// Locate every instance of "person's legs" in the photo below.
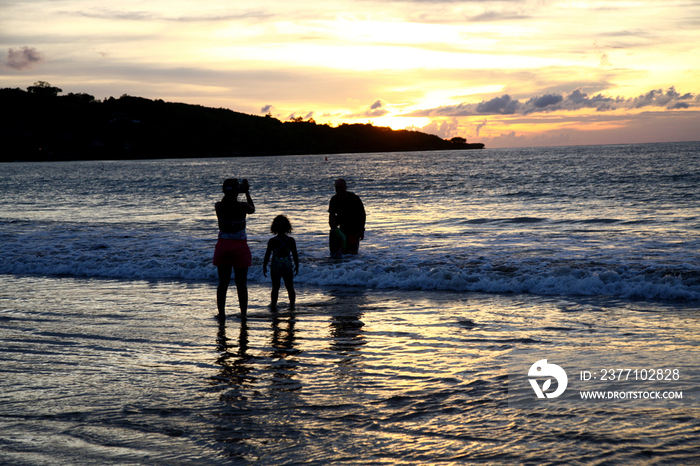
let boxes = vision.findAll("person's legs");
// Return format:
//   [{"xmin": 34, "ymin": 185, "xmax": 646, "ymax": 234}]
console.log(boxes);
[
  {"xmin": 270, "ymin": 271, "xmax": 282, "ymax": 310},
  {"xmin": 233, "ymin": 267, "xmax": 248, "ymax": 317},
  {"xmin": 343, "ymin": 232, "xmax": 360, "ymax": 254},
  {"xmin": 282, "ymin": 272, "xmax": 296, "ymax": 309},
  {"xmin": 217, "ymin": 265, "xmax": 232, "ymax": 319}
]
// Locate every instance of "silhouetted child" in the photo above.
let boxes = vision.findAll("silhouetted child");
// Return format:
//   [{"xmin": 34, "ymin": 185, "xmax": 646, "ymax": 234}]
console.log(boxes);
[
  {"xmin": 263, "ymin": 215, "xmax": 299, "ymax": 310},
  {"xmin": 329, "ymin": 216, "xmax": 346, "ymax": 259}
]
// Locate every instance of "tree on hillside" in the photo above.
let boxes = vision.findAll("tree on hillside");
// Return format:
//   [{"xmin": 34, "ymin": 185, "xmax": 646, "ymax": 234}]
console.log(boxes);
[
  {"xmin": 64, "ymin": 92, "xmax": 96, "ymax": 104},
  {"xmin": 27, "ymin": 81, "xmax": 62, "ymax": 98}
]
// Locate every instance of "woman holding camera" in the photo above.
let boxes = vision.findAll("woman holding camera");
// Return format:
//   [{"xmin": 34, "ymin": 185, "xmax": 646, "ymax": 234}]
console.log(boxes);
[{"xmin": 213, "ymin": 178, "xmax": 255, "ymax": 320}]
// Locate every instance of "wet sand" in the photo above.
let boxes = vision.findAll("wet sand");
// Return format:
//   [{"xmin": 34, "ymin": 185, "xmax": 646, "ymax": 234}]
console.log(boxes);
[{"xmin": 2, "ymin": 274, "xmax": 700, "ymax": 465}]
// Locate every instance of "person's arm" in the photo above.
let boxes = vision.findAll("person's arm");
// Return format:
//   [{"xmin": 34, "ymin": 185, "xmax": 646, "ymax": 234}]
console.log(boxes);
[
  {"xmin": 290, "ymin": 238, "xmax": 299, "ymax": 275},
  {"xmin": 357, "ymin": 196, "xmax": 366, "ymax": 240},
  {"xmin": 238, "ymin": 180, "xmax": 255, "ymax": 214},
  {"xmin": 262, "ymin": 240, "xmax": 271, "ymax": 277},
  {"xmin": 328, "ymin": 197, "xmax": 337, "ymax": 224},
  {"xmin": 242, "ymin": 191, "xmax": 255, "ymax": 214}
]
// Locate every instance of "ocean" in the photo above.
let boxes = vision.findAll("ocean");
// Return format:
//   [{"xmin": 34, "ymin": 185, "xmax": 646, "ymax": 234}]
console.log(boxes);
[{"xmin": 1, "ymin": 142, "xmax": 699, "ymax": 464}]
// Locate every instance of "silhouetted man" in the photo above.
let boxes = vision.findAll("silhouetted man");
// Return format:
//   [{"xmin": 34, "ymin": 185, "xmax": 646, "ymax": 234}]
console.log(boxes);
[{"xmin": 328, "ymin": 178, "xmax": 366, "ymax": 254}]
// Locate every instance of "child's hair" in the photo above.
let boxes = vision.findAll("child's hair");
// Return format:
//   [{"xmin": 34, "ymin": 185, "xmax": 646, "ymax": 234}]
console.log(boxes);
[{"xmin": 271, "ymin": 215, "xmax": 293, "ymax": 235}]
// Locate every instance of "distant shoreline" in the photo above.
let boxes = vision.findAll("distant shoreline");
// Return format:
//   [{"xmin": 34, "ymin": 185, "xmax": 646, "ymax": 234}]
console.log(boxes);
[{"xmin": 1, "ymin": 87, "xmax": 484, "ymax": 162}]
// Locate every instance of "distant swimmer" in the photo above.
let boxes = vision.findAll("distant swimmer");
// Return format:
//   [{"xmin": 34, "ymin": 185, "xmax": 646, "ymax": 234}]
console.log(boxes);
[
  {"xmin": 328, "ymin": 178, "xmax": 366, "ymax": 255},
  {"xmin": 263, "ymin": 215, "xmax": 299, "ymax": 310},
  {"xmin": 213, "ymin": 178, "xmax": 255, "ymax": 321}
]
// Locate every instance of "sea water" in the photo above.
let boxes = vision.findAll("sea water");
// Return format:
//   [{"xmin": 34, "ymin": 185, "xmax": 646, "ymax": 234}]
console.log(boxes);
[
  {"xmin": 1, "ymin": 142, "xmax": 700, "ymax": 464},
  {"xmin": 1, "ymin": 143, "xmax": 699, "ymax": 299}
]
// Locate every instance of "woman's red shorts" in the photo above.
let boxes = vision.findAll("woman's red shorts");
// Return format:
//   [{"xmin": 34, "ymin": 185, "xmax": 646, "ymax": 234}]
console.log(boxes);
[{"xmin": 213, "ymin": 239, "xmax": 252, "ymax": 268}]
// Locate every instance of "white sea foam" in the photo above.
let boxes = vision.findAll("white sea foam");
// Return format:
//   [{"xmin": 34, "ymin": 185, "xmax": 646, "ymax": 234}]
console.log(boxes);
[{"xmin": 1, "ymin": 219, "xmax": 698, "ymax": 301}]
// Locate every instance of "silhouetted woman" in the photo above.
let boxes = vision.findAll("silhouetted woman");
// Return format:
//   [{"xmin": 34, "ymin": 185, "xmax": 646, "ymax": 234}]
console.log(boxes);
[{"xmin": 213, "ymin": 178, "xmax": 255, "ymax": 320}]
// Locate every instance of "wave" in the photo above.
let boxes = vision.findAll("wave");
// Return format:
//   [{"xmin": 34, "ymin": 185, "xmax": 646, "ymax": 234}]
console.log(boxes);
[
  {"xmin": 463, "ymin": 217, "xmax": 637, "ymax": 226},
  {"xmin": 577, "ymin": 218, "xmax": 620, "ymax": 224},
  {"xmin": 2, "ymin": 227, "xmax": 699, "ymax": 302},
  {"xmin": 297, "ymin": 258, "xmax": 700, "ymax": 301},
  {"xmin": 461, "ymin": 217, "xmax": 547, "ymax": 225}
]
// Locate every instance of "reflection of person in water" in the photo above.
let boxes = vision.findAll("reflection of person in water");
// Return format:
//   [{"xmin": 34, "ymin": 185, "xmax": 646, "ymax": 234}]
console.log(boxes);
[
  {"xmin": 269, "ymin": 312, "xmax": 302, "ymax": 392},
  {"xmin": 328, "ymin": 288, "xmax": 367, "ymax": 372},
  {"xmin": 263, "ymin": 215, "xmax": 299, "ymax": 311},
  {"xmin": 213, "ymin": 309, "xmax": 300, "ymax": 406},
  {"xmin": 213, "ymin": 178, "xmax": 255, "ymax": 321},
  {"xmin": 213, "ymin": 320, "xmax": 253, "ymax": 393},
  {"xmin": 328, "ymin": 178, "xmax": 366, "ymax": 255}
]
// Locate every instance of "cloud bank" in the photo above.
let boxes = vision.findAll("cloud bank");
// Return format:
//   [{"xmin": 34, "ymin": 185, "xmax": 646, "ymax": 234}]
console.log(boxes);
[{"xmin": 408, "ymin": 87, "xmax": 699, "ymax": 117}]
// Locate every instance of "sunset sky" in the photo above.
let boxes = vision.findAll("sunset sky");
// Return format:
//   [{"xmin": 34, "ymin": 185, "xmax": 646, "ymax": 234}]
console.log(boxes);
[{"xmin": 1, "ymin": 0, "xmax": 699, "ymax": 148}]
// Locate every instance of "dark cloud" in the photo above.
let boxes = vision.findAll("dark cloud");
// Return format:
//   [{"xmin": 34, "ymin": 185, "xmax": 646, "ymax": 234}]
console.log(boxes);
[
  {"xmin": 631, "ymin": 87, "xmax": 684, "ymax": 109},
  {"xmin": 529, "ymin": 93, "xmax": 563, "ymax": 108},
  {"xmin": 562, "ymin": 89, "xmax": 624, "ymax": 111},
  {"xmin": 261, "ymin": 104, "xmax": 273, "ymax": 113},
  {"xmin": 6, "ymin": 46, "xmax": 43, "ymax": 70},
  {"xmin": 519, "ymin": 93, "xmax": 565, "ymax": 114},
  {"xmin": 476, "ymin": 94, "xmax": 519, "ymax": 114},
  {"xmin": 407, "ymin": 87, "xmax": 698, "ymax": 118},
  {"xmin": 669, "ymin": 102, "xmax": 690, "ymax": 110},
  {"xmin": 344, "ymin": 99, "xmax": 390, "ymax": 118},
  {"xmin": 566, "ymin": 88, "xmax": 588, "ymax": 105},
  {"xmin": 421, "ymin": 102, "xmax": 474, "ymax": 117}
]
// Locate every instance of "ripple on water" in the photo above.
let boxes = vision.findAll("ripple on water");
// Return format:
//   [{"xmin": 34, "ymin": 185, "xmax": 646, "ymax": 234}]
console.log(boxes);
[{"xmin": 2, "ymin": 276, "xmax": 700, "ymax": 464}]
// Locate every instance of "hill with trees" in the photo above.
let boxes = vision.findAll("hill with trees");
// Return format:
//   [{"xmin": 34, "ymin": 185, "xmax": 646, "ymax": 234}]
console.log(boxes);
[{"xmin": 1, "ymin": 82, "xmax": 484, "ymax": 162}]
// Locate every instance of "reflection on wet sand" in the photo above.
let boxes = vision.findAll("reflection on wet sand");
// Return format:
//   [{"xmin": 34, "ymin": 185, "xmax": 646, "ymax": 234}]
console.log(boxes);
[
  {"xmin": 328, "ymin": 288, "xmax": 367, "ymax": 370},
  {"xmin": 211, "ymin": 321, "xmax": 253, "ymax": 402},
  {"xmin": 269, "ymin": 310, "xmax": 302, "ymax": 393}
]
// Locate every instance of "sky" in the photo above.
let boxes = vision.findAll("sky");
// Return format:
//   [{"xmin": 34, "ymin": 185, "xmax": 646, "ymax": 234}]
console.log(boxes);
[{"xmin": 1, "ymin": 0, "xmax": 699, "ymax": 148}]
